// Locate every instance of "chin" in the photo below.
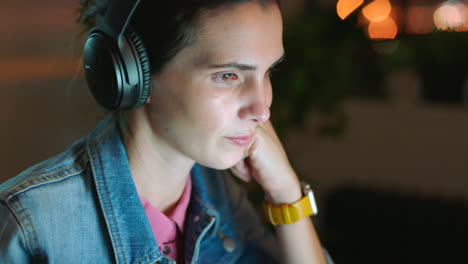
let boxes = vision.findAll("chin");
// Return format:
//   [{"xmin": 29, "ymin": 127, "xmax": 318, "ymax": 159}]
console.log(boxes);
[{"xmin": 202, "ymin": 152, "xmax": 244, "ymax": 170}]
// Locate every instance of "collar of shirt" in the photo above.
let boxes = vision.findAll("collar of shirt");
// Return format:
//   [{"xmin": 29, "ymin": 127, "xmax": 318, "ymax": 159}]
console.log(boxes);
[
  {"xmin": 85, "ymin": 117, "xmax": 246, "ymax": 263},
  {"xmin": 138, "ymin": 175, "xmax": 192, "ymax": 258}
]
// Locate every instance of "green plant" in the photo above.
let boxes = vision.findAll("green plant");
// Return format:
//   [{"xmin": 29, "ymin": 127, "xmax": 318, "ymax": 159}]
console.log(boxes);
[{"xmin": 271, "ymin": 4, "xmax": 383, "ymax": 136}]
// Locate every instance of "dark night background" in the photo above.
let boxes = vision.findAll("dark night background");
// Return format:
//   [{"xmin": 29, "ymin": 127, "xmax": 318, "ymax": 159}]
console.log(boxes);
[{"xmin": 1, "ymin": 0, "xmax": 468, "ymax": 262}]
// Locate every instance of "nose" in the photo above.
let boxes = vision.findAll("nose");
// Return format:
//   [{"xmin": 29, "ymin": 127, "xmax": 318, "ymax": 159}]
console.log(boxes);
[{"xmin": 238, "ymin": 80, "xmax": 272, "ymax": 123}]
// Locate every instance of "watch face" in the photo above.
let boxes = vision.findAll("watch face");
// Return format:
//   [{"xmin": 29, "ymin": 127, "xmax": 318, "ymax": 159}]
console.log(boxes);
[
  {"xmin": 300, "ymin": 181, "xmax": 318, "ymax": 215},
  {"xmin": 307, "ymin": 191, "xmax": 319, "ymax": 215}
]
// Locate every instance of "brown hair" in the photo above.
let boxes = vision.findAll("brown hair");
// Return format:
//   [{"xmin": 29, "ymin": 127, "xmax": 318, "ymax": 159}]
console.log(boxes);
[{"xmin": 76, "ymin": 0, "xmax": 280, "ymax": 74}]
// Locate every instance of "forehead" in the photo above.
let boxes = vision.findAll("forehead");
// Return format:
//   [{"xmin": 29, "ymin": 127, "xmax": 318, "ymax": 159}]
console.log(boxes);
[{"xmin": 181, "ymin": 2, "xmax": 284, "ymax": 66}]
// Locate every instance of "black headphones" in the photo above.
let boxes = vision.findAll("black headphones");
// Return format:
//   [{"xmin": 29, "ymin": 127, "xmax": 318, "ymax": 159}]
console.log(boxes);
[{"xmin": 83, "ymin": 0, "xmax": 151, "ymax": 110}]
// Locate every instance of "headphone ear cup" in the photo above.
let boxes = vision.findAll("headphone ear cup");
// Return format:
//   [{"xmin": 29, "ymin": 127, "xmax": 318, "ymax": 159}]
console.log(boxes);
[
  {"xmin": 84, "ymin": 31, "xmax": 126, "ymax": 110},
  {"xmin": 126, "ymin": 28, "xmax": 151, "ymax": 108},
  {"xmin": 84, "ymin": 27, "xmax": 151, "ymax": 110}
]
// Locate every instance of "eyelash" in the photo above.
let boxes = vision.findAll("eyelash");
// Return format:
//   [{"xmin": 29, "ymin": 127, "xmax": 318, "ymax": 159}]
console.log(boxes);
[
  {"xmin": 212, "ymin": 73, "xmax": 240, "ymax": 86},
  {"xmin": 211, "ymin": 67, "xmax": 280, "ymax": 86}
]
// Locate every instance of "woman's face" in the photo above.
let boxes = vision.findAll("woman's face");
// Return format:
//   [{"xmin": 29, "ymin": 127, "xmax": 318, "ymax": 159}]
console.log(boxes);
[{"xmin": 147, "ymin": 2, "xmax": 284, "ymax": 169}]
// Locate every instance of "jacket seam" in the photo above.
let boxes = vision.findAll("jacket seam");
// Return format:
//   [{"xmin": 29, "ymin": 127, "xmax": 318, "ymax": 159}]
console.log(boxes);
[
  {"xmin": 190, "ymin": 216, "xmax": 216, "ymax": 264},
  {"xmin": 88, "ymin": 144, "xmax": 128, "ymax": 264},
  {"xmin": 4, "ymin": 165, "xmax": 84, "ymax": 201},
  {"xmin": 133, "ymin": 254, "xmax": 160, "ymax": 264},
  {"xmin": 1, "ymin": 198, "xmax": 42, "ymax": 261}
]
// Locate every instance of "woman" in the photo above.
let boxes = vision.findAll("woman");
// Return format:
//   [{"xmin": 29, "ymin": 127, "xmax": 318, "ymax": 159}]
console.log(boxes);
[{"xmin": 0, "ymin": 0, "xmax": 332, "ymax": 263}]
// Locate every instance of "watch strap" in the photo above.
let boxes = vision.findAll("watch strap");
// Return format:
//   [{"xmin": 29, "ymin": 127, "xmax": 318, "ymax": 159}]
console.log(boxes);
[{"xmin": 264, "ymin": 194, "xmax": 314, "ymax": 226}]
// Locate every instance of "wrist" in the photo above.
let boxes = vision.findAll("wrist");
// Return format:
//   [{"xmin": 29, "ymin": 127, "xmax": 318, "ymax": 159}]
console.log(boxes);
[
  {"xmin": 264, "ymin": 181, "xmax": 319, "ymax": 226},
  {"xmin": 265, "ymin": 180, "xmax": 302, "ymax": 205}
]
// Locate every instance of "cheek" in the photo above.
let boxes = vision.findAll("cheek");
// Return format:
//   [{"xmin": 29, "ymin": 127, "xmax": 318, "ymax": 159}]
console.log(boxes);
[
  {"xmin": 188, "ymin": 92, "xmax": 235, "ymax": 136},
  {"xmin": 151, "ymin": 75, "xmax": 239, "ymax": 143},
  {"xmin": 149, "ymin": 87, "xmax": 183, "ymax": 122},
  {"xmin": 265, "ymin": 79, "xmax": 273, "ymax": 108}
]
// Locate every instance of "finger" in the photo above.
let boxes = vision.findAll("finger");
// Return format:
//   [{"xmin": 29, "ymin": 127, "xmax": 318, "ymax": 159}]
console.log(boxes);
[
  {"xmin": 243, "ymin": 136, "xmax": 258, "ymax": 159},
  {"xmin": 230, "ymin": 160, "xmax": 252, "ymax": 182}
]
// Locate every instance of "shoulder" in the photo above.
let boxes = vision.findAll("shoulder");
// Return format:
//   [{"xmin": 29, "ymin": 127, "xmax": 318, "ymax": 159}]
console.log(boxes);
[
  {"xmin": 0, "ymin": 136, "xmax": 89, "ymax": 203},
  {"xmin": 0, "ymin": 136, "xmax": 94, "ymax": 234},
  {"xmin": 0, "ymin": 200, "xmax": 34, "ymax": 262},
  {"xmin": 0, "ymin": 136, "xmax": 95, "ymax": 261}
]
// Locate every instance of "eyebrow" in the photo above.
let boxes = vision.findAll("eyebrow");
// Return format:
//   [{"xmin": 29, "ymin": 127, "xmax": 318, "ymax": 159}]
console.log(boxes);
[{"xmin": 208, "ymin": 53, "xmax": 285, "ymax": 71}]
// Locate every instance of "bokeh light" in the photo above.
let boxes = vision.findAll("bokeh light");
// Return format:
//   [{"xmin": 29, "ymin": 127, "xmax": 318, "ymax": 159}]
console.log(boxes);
[
  {"xmin": 362, "ymin": 0, "xmax": 392, "ymax": 23},
  {"xmin": 336, "ymin": 0, "xmax": 468, "ymax": 39},
  {"xmin": 433, "ymin": 0, "xmax": 467, "ymax": 31},
  {"xmin": 368, "ymin": 16, "xmax": 398, "ymax": 39},
  {"xmin": 458, "ymin": 4, "xmax": 468, "ymax": 31},
  {"xmin": 337, "ymin": 0, "xmax": 364, "ymax": 20}
]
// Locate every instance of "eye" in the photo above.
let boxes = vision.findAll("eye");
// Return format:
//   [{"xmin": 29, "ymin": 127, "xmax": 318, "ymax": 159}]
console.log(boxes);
[
  {"xmin": 219, "ymin": 73, "xmax": 239, "ymax": 81},
  {"xmin": 212, "ymin": 72, "xmax": 240, "ymax": 87}
]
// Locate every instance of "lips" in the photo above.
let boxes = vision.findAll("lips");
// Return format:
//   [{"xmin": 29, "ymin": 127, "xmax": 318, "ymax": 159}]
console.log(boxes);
[{"xmin": 225, "ymin": 134, "xmax": 254, "ymax": 147}]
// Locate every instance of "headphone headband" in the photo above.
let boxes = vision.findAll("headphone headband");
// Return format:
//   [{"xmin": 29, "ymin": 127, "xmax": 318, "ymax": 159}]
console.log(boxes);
[{"xmin": 101, "ymin": 0, "xmax": 142, "ymax": 41}]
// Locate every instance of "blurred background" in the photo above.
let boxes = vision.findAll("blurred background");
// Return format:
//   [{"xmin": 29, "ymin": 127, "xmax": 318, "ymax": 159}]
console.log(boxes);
[{"xmin": 1, "ymin": 0, "xmax": 468, "ymax": 263}]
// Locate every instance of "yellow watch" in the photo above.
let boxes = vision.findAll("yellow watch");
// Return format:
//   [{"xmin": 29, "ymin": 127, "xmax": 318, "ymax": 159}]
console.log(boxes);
[{"xmin": 264, "ymin": 182, "xmax": 318, "ymax": 226}]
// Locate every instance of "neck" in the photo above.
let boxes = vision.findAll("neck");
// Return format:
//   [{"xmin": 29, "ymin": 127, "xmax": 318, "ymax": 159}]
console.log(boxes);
[{"xmin": 123, "ymin": 106, "xmax": 194, "ymax": 213}]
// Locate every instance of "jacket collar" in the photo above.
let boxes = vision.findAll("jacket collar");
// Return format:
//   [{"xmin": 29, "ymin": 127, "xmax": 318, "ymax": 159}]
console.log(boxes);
[
  {"xmin": 86, "ymin": 117, "xmax": 162, "ymax": 263},
  {"xmin": 86, "ymin": 117, "xmax": 242, "ymax": 264}
]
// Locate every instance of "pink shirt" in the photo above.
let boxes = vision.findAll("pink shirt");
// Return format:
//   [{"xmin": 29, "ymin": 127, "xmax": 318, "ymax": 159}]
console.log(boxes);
[{"xmin": 139, "ymin": 176, "xmax": 192, "ymax": 262}]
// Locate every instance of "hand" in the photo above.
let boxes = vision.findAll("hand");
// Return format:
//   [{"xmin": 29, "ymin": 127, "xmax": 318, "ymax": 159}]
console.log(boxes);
[{"xmin": 230, "ymin": 121, "xmax": 302, "ymax": 204}]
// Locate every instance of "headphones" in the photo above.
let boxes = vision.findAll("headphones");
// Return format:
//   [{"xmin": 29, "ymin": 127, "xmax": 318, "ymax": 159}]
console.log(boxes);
[{"xmin": 83, "ymin": 0, "xmax": 151, "ymax": 110}]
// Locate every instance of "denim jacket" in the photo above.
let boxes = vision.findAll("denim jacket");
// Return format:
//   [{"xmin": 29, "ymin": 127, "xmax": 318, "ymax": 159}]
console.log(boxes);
[{"xmin": 0, "ymin": 118, "xmax": 333, "ymax": 263}]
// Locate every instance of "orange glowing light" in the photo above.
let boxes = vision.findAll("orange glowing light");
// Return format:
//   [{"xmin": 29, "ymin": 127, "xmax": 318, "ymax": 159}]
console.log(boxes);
[
  {"xmin": 362, "ymin": 0, "xmax": 392, "ymax": 22},
  {"xmin": 357, "ymin": 9, "xmax": 369, "ymax": 27},
  {"xmin": 368, "ymin": 17, "xmax": 398, "ymax": 40},
  {"xmin": 337, "ymin": 0, "xmax": 364, "ymax": 20}
]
